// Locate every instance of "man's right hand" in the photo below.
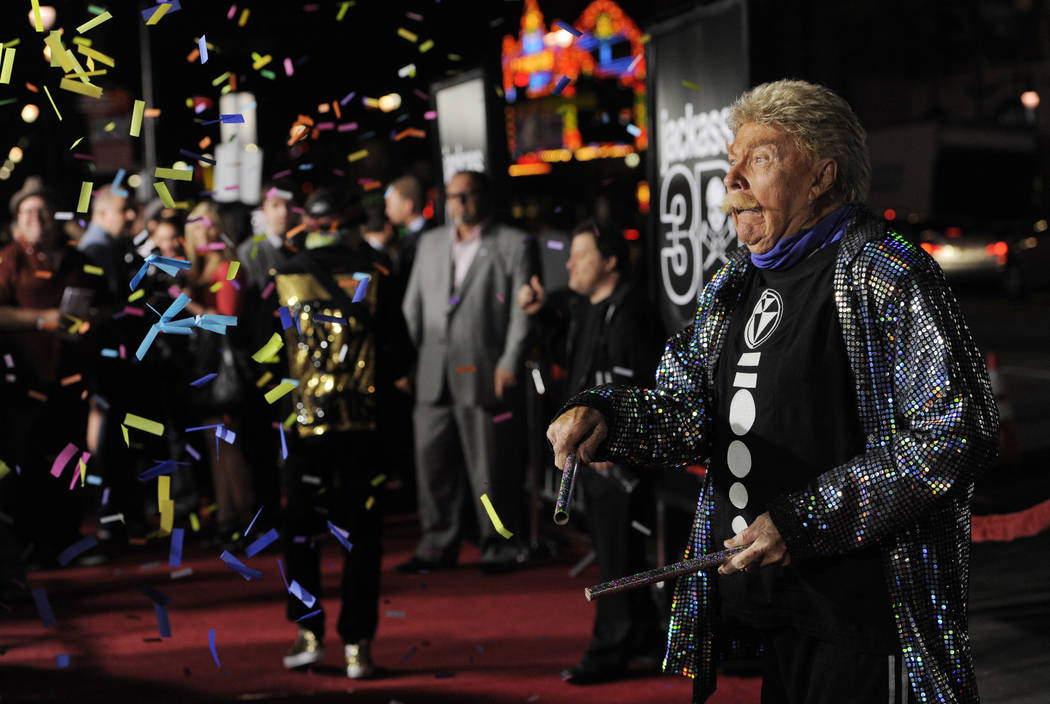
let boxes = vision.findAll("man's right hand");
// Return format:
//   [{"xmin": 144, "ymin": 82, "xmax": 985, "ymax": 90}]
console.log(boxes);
[
  {"xmin": 547, "ymin": 405, "xmax": 608, "ymax": 469},
  {"xmin": 516, "ymin": 274, "xmax": 545, "ymax": 315}
]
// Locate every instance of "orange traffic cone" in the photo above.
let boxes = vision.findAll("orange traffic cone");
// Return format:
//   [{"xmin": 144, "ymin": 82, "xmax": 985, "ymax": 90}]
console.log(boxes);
[{"xmin": 986, "ymin": 350, "xmax": 1022, "ymax": 464}]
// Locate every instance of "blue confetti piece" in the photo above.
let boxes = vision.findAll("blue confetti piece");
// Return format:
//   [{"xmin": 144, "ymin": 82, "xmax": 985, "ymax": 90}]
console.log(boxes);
[
  {"xmin": 244, "ymin": 506, "xmax": 263, "ymax": 537},
  {"xmin": 277, "ymin": 558, "xmax": 289, "ymax": 589},
  {"xmin": 169, "ymin": 528, "xmax": 184, "ymax": 567},
  {"xmin": 278, "ymin": 306, "xmax": 293, "ymax": 330},
  {"xmin": 56, "ymin": 654, "xmax": 70, "ymax": 668},
  {"xmin": 288, "ymin": 580, "xmax": 316, "ymax": 608},
  {"xmin": 220, "ymin": 551, "xmax": 262, "ymax": 580},
  {"xmin": 217, "ymin": 427, "xmax": 236, "ymax": 444},
  {"xmin": 244, "ymin": 528, "xmax": 278, "ymax": 558},
  {"xmin": 190, "ymin": 372, "xmax": 218, "ymax": 387},
  {"xmin": 32, "ymin": 588, "xmax": 55, "ymax": 628},
  {"xmin": 327, "ymin": 520, "xmax": 354, "ymax": 553},
  {"xmin": 313, "ymin": 313, "xmax": 348, "ymax": 325},
  {"xmin": 400, "ymin": 645, "xmax": 418, "ymax": 662},
  {"xmin": 134, "ymin": 325, "xmax": 160, "ymax": 361},
  {"xmin": 111, "ymin": 187, "xmax": 129, "ymax": 198},
  {"xmin": 626, "ymin": 123, "xmax": 641, "ymax": 137},
  {"xmin": 295, "ymin": 608, "xmax": 322, "ymax": 623},
  {"xmin": 198, "ymin": 35, "xmax": 208, "ymax": 64},
  {"xmin": 554, "ymin": 20, "xmax": 582, "ymax": 37},
  {"xmin": 137, "ymin": 460, "xmax": 181, "ymax": 482},
  {"xmin": 552, "ymin": 76, "xmax": 571, "ymax": 95},
  {"xmin": 221, "ymin": 113, "xmax": 245, "ymax": 123},
  {"xmin": 208, "ymin": 628, "xmax": 221, "ymax": 668},
  {"xmin": 100, "ymin": 348, "xmax": 120, "ymax": 358},
  {"xmin": 278, "ymin": 425, "xmax": 288, "ymax": 461},
  {"xmin": 141, "ymin": 584, "xmax": 170, "ymax": 606},
  {"xmin": 340, "ymin": 91, "xmax": 355, "ymax": 106},
  {"xmin": 112, "ymin": 168, "xmax": 126, "ymax": 188},
  {"xmin": 351, "ymin": 273, "xmax": 371, "ymax": 303},
  {"xmin": 155, "ymin": 603, "xmax": 172, "ymax": 638},
  {"xmin": 185, "ymin": 423, "xmax": 223, "ymax": 432},
  {"xmin": 86, "ymin": 474, "xmax": 103, "ymax": 486},
  {"xmin": 185, "ymin": 444, "xmax": 201, "ymax": 461},
  {"xmin": 178, "ymin": 148, "xmax": 216, "ymax": 165},
  {"xmin": 57, "ymin": 535, "xmax": 98, "ymax": 566}
]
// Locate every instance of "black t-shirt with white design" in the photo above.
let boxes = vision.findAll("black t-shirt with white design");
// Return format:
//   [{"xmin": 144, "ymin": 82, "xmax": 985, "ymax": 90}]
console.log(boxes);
[{"xmin": 711, "ymin": 240, "xmax": 897, "ymax": 653}]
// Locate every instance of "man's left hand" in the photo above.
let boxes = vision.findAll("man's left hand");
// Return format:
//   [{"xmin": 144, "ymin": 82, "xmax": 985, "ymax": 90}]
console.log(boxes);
[
  {"xmin": 494, "ymin": 367, "xmax": 517, "ymax": 400},
  {"xmin": 718, "ymin": 511, "xmax": 791, "ymax": 575}
]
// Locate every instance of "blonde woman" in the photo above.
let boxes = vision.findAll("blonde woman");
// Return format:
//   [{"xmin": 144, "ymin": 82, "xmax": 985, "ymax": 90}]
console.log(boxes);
[{"xmin": 183, "ymin": 200, "xmax": 254, "ymax": 547}]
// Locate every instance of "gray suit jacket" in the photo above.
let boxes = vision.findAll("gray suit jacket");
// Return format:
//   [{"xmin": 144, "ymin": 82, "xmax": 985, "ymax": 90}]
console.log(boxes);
[{"xmin": 403, "ymin": 221, "xmax": 531, "ymax": 407}]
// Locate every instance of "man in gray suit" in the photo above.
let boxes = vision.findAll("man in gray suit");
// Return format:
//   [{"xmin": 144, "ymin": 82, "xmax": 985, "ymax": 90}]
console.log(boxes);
[{"xmin": 398, "ymin": 170, "xmax": 532, "ymax": 575}]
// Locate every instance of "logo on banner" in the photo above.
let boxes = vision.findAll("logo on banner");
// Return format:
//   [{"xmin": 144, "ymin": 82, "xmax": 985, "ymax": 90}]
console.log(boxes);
[
  {"xmin": 657, "ymin": 103, "xmax": 739, "ymax": 310},
  {"xmin": 744, "ymin": 289, "xmax": 783, "ymax": 349},
  {"xmin": 441, "ymin": 144, "xmax": 486, "ymax": 185}
]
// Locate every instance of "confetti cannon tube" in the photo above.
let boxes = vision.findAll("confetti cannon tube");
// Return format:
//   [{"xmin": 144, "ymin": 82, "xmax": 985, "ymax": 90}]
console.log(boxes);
[
  {"xmin": 552, "ymin": 452, "xmax": 579, "ymax": 526},
  {"xmin": 584, "ymin": 547, "xmax": 746, "ymax": 601}
]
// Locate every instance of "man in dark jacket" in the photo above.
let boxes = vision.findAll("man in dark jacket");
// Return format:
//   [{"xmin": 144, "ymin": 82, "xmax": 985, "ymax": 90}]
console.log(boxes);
[
  {"xmin": 276, "ymin": 184, "xmax": 413, "ymax": 679},
  {"xmin": 519, "ymin": 219, "xmax": 666, "ymax": 684}
]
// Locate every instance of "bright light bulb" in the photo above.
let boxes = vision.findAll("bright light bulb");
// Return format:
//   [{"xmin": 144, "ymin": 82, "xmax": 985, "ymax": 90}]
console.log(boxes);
[
  {"xmin": 9, "ymin": 146, "xmax": 24, "ymax": 163},
  {"xmin": 127, "ymin": 173, "xmax": 142, "ymax": 189},
  {"xmin": 21, "ymin": 104, "xmax": 39, "ymax": 123},
  {"xmin": 377, "ymin": 93, "xmax": 402, "ymax": 112},
  {"xmin": 1021, "ymin": 91, "xmax": 1040, "ymax": 110}
]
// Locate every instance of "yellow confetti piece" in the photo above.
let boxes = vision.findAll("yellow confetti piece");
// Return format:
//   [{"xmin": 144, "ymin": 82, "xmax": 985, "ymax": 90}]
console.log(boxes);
[
  {"xmin": 69, "ymin": 137, "xmax": 84, "ymax": 150},
  {"xmin": 365, "ymin": 496, "xmax": 375, "ymax": 510},
  {"xmin": 78, "ymin": 458, "xmax": 87, "ymax": 487},
  {"xmin": 251, "ymin": 54, "xmax": 271, "ymax": 71},
  {"xmin": 0, "ymin": 460, "xmax": 11, "ymax": 481},
  {"xmin": 72, "ymin": 36, "xmax": 92, "ymax": 47},
  {"xmin": 211, "ymin": 71, "xmax": 230, "ymax": 86},
  {"xmin": 208, "ymin": 281, "xmax": 224, "ymax": 293},
  {"xmin": 370, "ymin": 474, "xmax": 386, "ymax": 487},
  {"xmin": 255, "ymin": 371, "xmax": 274, "ymax": 388},
  {"xmin": 419, "ymin": 39, "xmax": 434, "ymax": 53},
  {"xmin": 283, "ymin": 412, "xmax": 297, "ymax": 430},
  {"xmin": 397, "ymin": 27, "xmax": 418, "ymax": 42},
  {"xmin": 681, "ymin": 80, "xmax": 700, "ymax": 90},
  {"xmin": 480, "ymin": 493, "xmax": 513, "ymax": 539},
  {"xmin": 347, "ymin": 149, "xmax": 368, "ymax": 162},
  {"xmin": 124, "ymin": 413, "xmax": 164, "ymax": 436},
  {"xmin": 189, "ymin": 513, "xmax": 200, "ymax": 532},
  {"xmin": 128, "ymin": 289, "xmax": 145, "ymax": 302},
  {"xmin": 31, "ymin": 0, "xmax": 44, "ymax": 32},
  {"xmin": 155, "ymin": 166, "xmax": 193, "ymax": 181},
  {"xmin": 76, "ymin": 181, "xmax": 93, "ymax": 213},
  {"xmin": 154, "ymin": 181, "xmax": 175, "ymax": 208},
  {"xmin": 77, "ymin": 11, "xmax": 112, "ymax": 34},
  {"xmin": 226, "ymin": 261, "xmax": 240, "ymax": 280},
  {"xmin": 83, "ymin": 264, "xmax": 103, "ymax": 276},
  {"xmin": 43, "ymin": 85, "xmax": 62, "ymax": 120},
  {"xmin": 130, "ymin": 99, "xmax": 145, "ymax": 137},
  {"xmin": 121, "ymin": 424, "xmax": 130, "ymax": 447},
  {"xmin": 264, "ymin": 380, "xmax": 297, "ymax": 404},
  {"xmin": 59, "ymin": 77, "xmax": 102, "ymax": 98},
  {"xmin": 160, "ymin": 499, "xmax": 174, "ymax": 533},
  {"xmin": 104, "ymin": 121, "xmax": 115, "ymax": 131},
  {"xmin": 337, "ymin": 2, "xmax": 353, "ymax": 21},
  {"xmin": 238, "ymin": 8, "xmax": 250, "ymax": 26},
  {"xmin": 46, "ymin": 33, "xmax": 73, "ymax": 71},
  {"xmin": 0, "ymin": 47, "xmax": 16, "ymax": 85},
  {"xmin": 64, "ymin": 69, "xmax": 107, "ymax": 79},
  {"xmin": 158, "ymin": 475, "xmax": 170, "ymax": 503},
  {"xmin": 146, "ymin": 3, "xmax": 172, "ymax": 25},
  {"xmin": 77, "ymin": 45, "xmax": 114, "ymax": 67},
  {"xmin": 252, "ymin": 332, "xmax": 284, "ymax": 363},
  {"xmin": 63, "ymin": 48, "xmax": 92, "ymax": 83},
  {"xmin": 448, "ymin": 53, "xmax": 461, "ymax": 61}
]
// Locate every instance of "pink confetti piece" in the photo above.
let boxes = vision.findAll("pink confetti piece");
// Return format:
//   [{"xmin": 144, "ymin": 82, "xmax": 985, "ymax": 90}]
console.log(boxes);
[
  {"xmin": 283, "ymin": 57, "xmax": 293, "ymax": 76},
  {"xmin": 226, "ymin": 4, "xmax": 236, "ymax": 20},
  {"xmin": 271, "ymin": 169, "xmax": 292, "ymax": 179},
  {"xmin": 51, "ymin": 443, "xmax": 78, "ymax": 478},
  {"xmin": 260, "ymin": 281, "xmax": 275, "ymax": 299},
  {"xmin": 414, "ymin": 88, "xmax": 428, "ymax": 100},
  {"xmin": 337, "ymin": 122, "xmax": 358, "ymax": 132},
  {"xmin": 424, "ymin": 110, "xmax": 437, "ymax": 120},
  {"xmin": 492, "ymin": 412, "xmax": 513, "ymax": 424}
]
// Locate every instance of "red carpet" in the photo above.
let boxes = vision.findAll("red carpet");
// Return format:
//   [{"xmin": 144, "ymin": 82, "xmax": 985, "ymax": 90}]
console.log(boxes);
[
  {"xmin": 972, "ymin": 497, "xmax": 1050, "ymax": 543},
  {"xmin": 1, "ymin": 517, "xmax": 761, "ymax": 703}
]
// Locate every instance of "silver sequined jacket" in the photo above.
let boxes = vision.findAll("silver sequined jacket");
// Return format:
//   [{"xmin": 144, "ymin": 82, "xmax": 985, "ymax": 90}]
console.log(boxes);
[{"xmin": 567, "ymin": 208, "xmax": 999, "ymax": 703}]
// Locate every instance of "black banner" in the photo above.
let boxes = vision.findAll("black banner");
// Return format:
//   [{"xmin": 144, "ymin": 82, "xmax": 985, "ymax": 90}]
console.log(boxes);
[{"xmin": 646, "ymin": 0, "xmax": 749, "ymax": 332}]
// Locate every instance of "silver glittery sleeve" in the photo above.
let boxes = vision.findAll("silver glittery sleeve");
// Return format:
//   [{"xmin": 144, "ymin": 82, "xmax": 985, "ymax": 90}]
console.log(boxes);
[{"xmin": 768, "ymin": 244, "xmax": 999, "ymax": 559}]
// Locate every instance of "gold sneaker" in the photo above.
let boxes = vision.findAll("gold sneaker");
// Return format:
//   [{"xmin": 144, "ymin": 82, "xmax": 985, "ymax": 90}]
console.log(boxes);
[
  {"xmin": 344, "ymin": 639, "xmax": 374, "ymax": 679},
  {"xmin": 283, "ymin": 627, "xmax": 325, "ymax": 669}
]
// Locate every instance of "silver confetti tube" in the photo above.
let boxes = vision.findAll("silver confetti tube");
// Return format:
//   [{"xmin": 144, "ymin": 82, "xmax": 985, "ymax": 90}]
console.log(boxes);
[
  {"xmin": 552, "ymin": 451, "xmax": 579, "ymax": 526},
  {"xmin": 584, "ymin": 547, "xmax": 746, "ymax": 601}
]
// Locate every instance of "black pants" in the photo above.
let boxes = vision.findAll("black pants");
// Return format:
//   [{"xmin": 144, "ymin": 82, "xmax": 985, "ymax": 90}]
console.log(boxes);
[
  {"xmin": 760, "ymin": 627, "xmax": 916, "ymax": 704},
  {"xmin": 578, "ymin": 464, "xmax": 662, "ymax": 667},
  {"xmin": 284, "ymin": 431, "xmax": 382, "ymax": 644}
]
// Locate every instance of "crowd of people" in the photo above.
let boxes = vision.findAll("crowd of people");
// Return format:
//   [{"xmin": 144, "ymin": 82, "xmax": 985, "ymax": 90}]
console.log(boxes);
[{"xmin": 0, "ymin": 79, "xmax": 1000, "ymax": 704}]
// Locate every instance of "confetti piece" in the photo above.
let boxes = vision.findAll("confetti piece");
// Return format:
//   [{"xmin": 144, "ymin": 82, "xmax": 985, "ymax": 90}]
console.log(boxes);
[
  {"xmin": 400, "ymin": 645, "xmax": 418, "ymax": 662},
  {"xmin": 480, "ymin": 493, "xmax": 513, "ymax": 539},
  {"xmin": 121, "ymin": 424, "xmax": 130, "ymax": 446},
  {"xmin": 626, "ymin": 124, "xmax": 641, "ymax": 137},
  {"xmin": 554, "ymin": 20, "xmax": 582, "ymax": 37},
  {"xmin": 631, "ymin": 520, "xmax": 652, "ymax": 536},
  {"xmin": 238, "ymin": 8, "xmax": 250, "ymax": 26},
  {"xmin": 170, "ymin": 567, "xmax": 193, "ymax": 579},
  {"xmin": 146, "ymin": 3, "xmax": 172, "ymax": 25},
  {"xmin": 76, "ymin": 181, "xmax": 93, "ymax": 213},
  {"xmin": 492, "ymin": 412, "xmax": 513, "ymax": 423},
  {"xmin": 168, "ymin": 528, "xmax": 184, "ymax": 566},
  {"xmin": 154, "ymin": 603, "xmax": 172, "ymax": 638},
  {"xmin": 43, "ymin": 85, "xmax": 62, "ymax": 120},
  {"xmin": 220, "ymin": 550, "xmax": 262, "ymax": 580},
  {"xmin": 190, "ymin": 372, "xmax": 218, "ymax": 387},
  {"xmin": 56, "ymin": 654, "xmax": 70, "ymax": 668},
  {"xmin": 189, "ymin": 513, "xmax": 201, "ymax": 532},
  {"xmin": 58, "ymin": 76, "xmax": 101, "ymax": 98},
  {"xmin": 208, "ymin": 629, "xmax": 221, "ymax": 668},
  {"xmin": 264, "ymin": 379, "xmax": 298, "ymax": 404},
  {"xmin": 244, "ymin": 527, "xmax": 278, "ymax": 557},
  {"xmin": 313, "ymin": 313, "xmax": 347, "ymax": 325},
  {"xmin": 102, "ymin": 487, "xmax": 111, "ymax": 505},
  {"xmin": 370, "ymin": 474, "xmax": 386, "ymax": 487},
  {"xmin": 155, "ymin": 166, "xmax": 193, "ymax": 181},
  {"xmin": 226, "ymin": 261, "xmax": 240, "ymax": 280},
  {"xmin": 32, "ymin": 588, "xmax": 55, "ymax": 628},
  {"xmin": 82, "ymin": 263, "xmax": 105, "ymax": 276},
  {"xmin": 365, "ymin": 495, "xmax": 375, "ymax": 510},
  {"xmin": 288, "ymin": 580, "xmax": 316, "ymax": 608},
  {"xmin": 456, "ymin": 365, "xmax": 477, "ymax": 374},
  {"xmin": 336, "ymin": 1, "xmax": 352, "ymax": 20},
  {"xmin": 154, "ymin": 181, "xmax": 176, "ymax": 208},
  {"xmin": 552, "ymin": 76, "xmax": 571, "ymax": 95},
  {"xmin": 386, "ymin": 610, "xmax": 406, "ymax": 618},
  {"xmin": 347, "ymin": 149, "xmax": 368, "ymax": 162},
  {"xmin": 295, "ymin": 608, "xmax": 322, "ymax": 622},
  {"xmin": 397, "ymin": 27, "xmax": 418, "ymax": 42},
  {"xmin": 77, "ymin": 11, "xmax": 112, "ymax": 33},
  {"xmin": 244, "ymin": 506, "xmax": 264, "ymax": 536},
  {"xmin": 124, "ymin": 413, "xmax": 164, "ymax": 436},
  {"xmin": 50, "ymin": 442, "xmax": 78, "ymax": 478},
  {"xmin": 252, "ymin": 332, "xmax": 284, "ymax": 363},
  {"xmin": 681, "ymin": 80, "xmax": 700, "ymax": 90},
  {"xmin": 255, "ymin": 371, "xmax": 273, "ymax": 388},
  {"xmin": 0, "ymin": 48, "xmax": 15, "ymax": 85},
  {"xmin": 99, "ymin": 512, "xmax": 124, "ymax": 524},
  {"xmin": 278, "ymin": 424, "xmax": 288, "ymax": 460},
  {"xmin": 327, "ymin": 520, "xmax": 354, "ymax": 552},
  {"xmin": 57, "ymin": 535, "xmax": 98, "ymax": 566}
]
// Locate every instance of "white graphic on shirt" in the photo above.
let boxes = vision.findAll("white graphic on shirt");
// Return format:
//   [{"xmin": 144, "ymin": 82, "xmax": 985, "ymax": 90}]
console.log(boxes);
[{"xmin": 744, "ymin": 289, "xmax": 783, "ymax": 349}]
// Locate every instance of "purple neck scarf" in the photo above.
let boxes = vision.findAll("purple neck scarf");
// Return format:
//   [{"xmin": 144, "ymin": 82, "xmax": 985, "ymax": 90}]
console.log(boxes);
[{"xmin": 750, "ymin": 205, "xmax": 854, "ymax": 270}]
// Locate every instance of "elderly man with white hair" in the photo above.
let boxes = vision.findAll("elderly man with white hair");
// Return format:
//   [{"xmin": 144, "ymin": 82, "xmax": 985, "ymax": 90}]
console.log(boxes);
[{"xmin": 548, "ymin": 79, "xmax": 998, "ymax": 704}]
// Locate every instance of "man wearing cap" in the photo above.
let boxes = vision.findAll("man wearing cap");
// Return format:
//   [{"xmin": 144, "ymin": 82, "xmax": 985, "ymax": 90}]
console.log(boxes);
[
  {"xmin": 275, "ymin": 184, "xmax": 413, "ymax": 679},
  {"xmin": 0, "ymin": 176, "xmax": 103, "ymax": 567},
  {"xmin": 547, "ymin": 80, "xmax": 998, "ymax": 703}
]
